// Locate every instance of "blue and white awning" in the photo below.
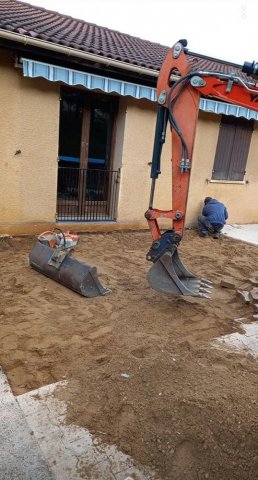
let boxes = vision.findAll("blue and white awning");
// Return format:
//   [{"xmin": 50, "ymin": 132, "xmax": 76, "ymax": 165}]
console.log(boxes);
[
  {"xmin": 199, "ymin": 98, "xmax": 258, "ymax": 121},
  {"xmin": 22, "ymin": 58, "xmax": 157, "ymax": 102},
  {"xmin": 22, "ymin": 58, "xmax": 258, "ymax": 120}
]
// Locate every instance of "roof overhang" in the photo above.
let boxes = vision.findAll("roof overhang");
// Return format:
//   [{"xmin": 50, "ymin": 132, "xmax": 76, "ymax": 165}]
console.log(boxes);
[{"xmin": 0, "ymin": 28, "xmax": 158, "ymax": 78}]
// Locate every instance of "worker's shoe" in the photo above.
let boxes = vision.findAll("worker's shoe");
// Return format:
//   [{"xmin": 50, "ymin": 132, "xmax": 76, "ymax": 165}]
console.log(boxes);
[
  {"xmin": 213, "ymin": 232, "xmax": 221, "ymax": 239},
  {"xmin": 199, "ymin": 232, "xmax": 209, "ymax": 238}
]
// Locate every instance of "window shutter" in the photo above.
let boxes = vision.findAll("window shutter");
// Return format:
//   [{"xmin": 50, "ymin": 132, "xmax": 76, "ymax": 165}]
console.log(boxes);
[
  {"xmin": 212, "ymin": 117, "xmax": 235, "ymax": 180},
  {"xmin": 228, "ymin": 118, "xmax": 254, "ymax": 181},
  {"xmin": 212, "ymin": 115, "xmax": 253, "ymax": 181}
]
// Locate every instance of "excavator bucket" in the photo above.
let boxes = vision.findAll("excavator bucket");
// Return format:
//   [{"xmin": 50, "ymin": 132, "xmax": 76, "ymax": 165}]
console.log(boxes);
[
  {"xmin": 147, "ymin": 248, "xmax": 212, "ymax": 298},
  {"xmin": 29, "ymin": 241, "xmax": 110, "ymax": 298}
]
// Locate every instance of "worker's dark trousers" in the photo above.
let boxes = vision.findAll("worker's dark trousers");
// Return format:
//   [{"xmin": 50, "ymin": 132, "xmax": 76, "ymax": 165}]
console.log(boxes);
[{"xmin": 198, "ymin": 215, "xmax": 223, "ymax": 236}]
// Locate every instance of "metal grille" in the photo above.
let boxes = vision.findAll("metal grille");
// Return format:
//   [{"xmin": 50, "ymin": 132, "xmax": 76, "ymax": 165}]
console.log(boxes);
[{"xmin": 57, "ymin": 167, "xmax": 119, "ymax": 222}]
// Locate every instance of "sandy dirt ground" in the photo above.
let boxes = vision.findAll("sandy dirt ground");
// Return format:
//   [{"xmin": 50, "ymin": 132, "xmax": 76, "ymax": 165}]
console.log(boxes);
[{"xmin": 1, "ymin": 230, "xmax": 258, "ymax": 479}]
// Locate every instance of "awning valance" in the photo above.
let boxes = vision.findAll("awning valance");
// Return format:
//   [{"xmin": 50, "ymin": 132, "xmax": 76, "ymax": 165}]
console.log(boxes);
[
  {"xmin": 22, "ymin": 58, "xmax": 258, "ymax": 121},
  {"xmin": 22, "ymin": 58, "xmax": 157, "ymax": 102},
  {"xmin": 199, "ymin": 98, "xmax": 258, "ymax": 121}
]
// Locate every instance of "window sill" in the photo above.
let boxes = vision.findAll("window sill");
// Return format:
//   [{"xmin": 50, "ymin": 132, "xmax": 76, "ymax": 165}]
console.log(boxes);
[{"xmin": 207, "ymin": 179, "xmax": 246, "ymax": 185}]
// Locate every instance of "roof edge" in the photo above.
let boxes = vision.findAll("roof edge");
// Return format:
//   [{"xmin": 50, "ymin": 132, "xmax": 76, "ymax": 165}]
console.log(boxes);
[
  {"xmin": 187, "ymin": 49, "xmax": 243, "ymax": 69},
  {"xmin": 0, "ymin": 28, "xmax": 159, "ymax": 78}
]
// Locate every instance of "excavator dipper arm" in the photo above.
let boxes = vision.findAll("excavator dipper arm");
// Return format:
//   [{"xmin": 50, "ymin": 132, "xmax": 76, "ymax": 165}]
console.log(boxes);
[{"xmin": 145, "ymin": 40, "xmax": 258, "ymax": 297}]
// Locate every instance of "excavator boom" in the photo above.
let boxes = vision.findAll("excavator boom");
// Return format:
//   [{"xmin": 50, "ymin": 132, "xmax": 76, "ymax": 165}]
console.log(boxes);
[{"xmin": 146, "ymin": 40, "xmax": 258, "ymax": 298}]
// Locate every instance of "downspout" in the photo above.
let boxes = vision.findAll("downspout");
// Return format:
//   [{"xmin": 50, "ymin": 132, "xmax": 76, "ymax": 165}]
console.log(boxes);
[{"xmin": 0, "ymin": 28, "xmax": 159, "ymax": 78}]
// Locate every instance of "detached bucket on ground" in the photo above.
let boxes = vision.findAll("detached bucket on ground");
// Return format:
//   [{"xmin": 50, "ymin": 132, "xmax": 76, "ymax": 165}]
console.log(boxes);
[{"xmin": 29, "ymin": 231, "xmax": 110, "ymax": 298}]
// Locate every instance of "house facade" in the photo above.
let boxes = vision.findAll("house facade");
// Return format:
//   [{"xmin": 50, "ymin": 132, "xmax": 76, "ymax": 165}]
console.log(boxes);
[{"xmin": 1, "ymin": 0, "xmax": 258, "ymax": 235}]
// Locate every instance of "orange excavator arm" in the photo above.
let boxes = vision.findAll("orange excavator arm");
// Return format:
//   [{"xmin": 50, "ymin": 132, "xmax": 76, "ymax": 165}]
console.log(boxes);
[{"xmin": 145, "ymin": 40, "xmax": 258, "ymax": 298}]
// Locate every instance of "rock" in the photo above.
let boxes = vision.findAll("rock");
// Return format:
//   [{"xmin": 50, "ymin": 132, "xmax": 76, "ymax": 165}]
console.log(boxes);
[
  {"xmin": 220, "ymin": 280, "xmax": 235, "ymax": 289},
  {"xmin": 249, "ymin": 277, "xmax": 258, "ymax": 286},
  {"xmin": 234, "ymin": 317, "xmax": 247, "ymax": 323},
  {"xmin": 237, "ymin": 290, "xmax": 251, "ymax": 304},
  {"xmin": 250, "ymin": 288, "xmax": 258, "ymax": 302},
  {"xmin": 240, "ymin": 282, "xmax": 252, "ymax": 290},
  {"xmin": 250, "ymin": 272, "xmax": 258, "ymax": 278}
]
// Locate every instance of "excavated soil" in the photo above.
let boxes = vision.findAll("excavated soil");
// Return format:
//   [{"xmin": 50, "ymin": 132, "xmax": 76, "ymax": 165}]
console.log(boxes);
[{"xmin": 1, "ymin": 230, "xmax": 258, "ymax": 479}]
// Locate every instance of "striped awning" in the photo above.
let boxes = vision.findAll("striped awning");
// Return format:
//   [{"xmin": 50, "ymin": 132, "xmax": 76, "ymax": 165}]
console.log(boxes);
[
  {"xmin": 199, "ymin": 98, "xmax": 258, "ymax": 121},
  {"xmin": 22, "ymin": 58, "xmax": 157, "ymax": 102},
  {"xmin": 22, "ymin": 58, "xmax": 258, "ymax": 120}
]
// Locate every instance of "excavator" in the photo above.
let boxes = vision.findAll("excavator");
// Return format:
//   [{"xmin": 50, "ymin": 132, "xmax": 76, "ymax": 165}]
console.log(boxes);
[{"xmin": 145, "ymin": 39, "xmax": 258, "ymax": 299}]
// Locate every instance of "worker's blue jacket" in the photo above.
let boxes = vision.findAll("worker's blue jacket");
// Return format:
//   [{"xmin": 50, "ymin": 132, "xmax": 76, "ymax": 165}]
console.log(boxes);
[{"xmin": 202, "ymin": 199, "xmax": 228, "ymax": 225}]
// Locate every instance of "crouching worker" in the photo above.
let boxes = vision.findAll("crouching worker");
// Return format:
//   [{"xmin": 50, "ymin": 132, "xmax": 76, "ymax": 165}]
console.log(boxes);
[{"xmin": 198, "ymin": 197, "xmax": 228, "ymax": 239}]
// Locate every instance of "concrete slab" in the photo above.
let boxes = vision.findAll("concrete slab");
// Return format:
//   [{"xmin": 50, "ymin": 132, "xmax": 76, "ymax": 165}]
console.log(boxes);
[
  {"xmin": 223, "ymin": 224, "xmax": 258, "ymax": 246},
  {"xmin": 17, "ymin": 381, "xmax": 156, "ymax": 480},
  {"xmin": 212, "ymin": 225, "xmax": 258, "ymax": 356},
  {"xmin": 213, "ymin": 320, "xmax": 258, "ymax": 358},
  {"xmin": 0, "ymin": 366, "xmax": 156, "ymax": 480},
  {"xmin": 0, "ymin": 368, "xmax": 54, "ymax": 480}
]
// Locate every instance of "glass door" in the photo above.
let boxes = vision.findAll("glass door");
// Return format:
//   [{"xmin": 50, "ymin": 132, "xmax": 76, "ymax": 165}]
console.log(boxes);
[{"xmin": 57, "ymin": 88, "xmax": 118, "ymax": 221}]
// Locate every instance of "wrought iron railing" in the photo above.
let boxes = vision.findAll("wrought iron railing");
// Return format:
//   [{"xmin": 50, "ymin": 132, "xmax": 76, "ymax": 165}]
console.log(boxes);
[{"xmin": 57, "ymin": 167, "xmax": 120, "ymax": 222}]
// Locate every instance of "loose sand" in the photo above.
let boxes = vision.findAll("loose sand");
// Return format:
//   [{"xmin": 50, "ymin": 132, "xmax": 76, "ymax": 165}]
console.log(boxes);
[{"xmin": 1, "ymin": 230, "xmax": 258, "ymax": 479}]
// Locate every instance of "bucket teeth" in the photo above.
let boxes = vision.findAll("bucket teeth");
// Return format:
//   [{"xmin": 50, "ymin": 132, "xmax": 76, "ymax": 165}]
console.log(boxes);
[
  {"xmin": 201, "ymin": 283, "xmax": 213, "ymax": 290},
  {"xmin": 200, "ymin": 282, "xmax": 213, "ymax": 289},
  {"xmin": 199, "ymin": 293, "xmax": 211, "ymax": 299},
  {"xmin": 199, "ymin": 287, "xmax": 212, "ymax": 295},
  {"xmin": 200, "ymin": 279, "xmax": 213, "ymax": 289},
  {"xmin": 201, "ymin": 278, "xmax": 213, "ymax": 285}
]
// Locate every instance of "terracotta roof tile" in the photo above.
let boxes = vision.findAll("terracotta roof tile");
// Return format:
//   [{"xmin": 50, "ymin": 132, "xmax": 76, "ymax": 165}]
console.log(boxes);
[{"xmin": 0, "ymin": 0, "xmax": 249, "ymax": 78}]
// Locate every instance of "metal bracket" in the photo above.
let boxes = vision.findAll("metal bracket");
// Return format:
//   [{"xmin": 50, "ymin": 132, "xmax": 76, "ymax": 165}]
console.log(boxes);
[
  {"xmin": 48, "ymin": 248, "xmax": 70, "ymax": 269},
  {"xmin": 180, "ymin": 159, "xmax": 191, "ymax": 173},
  {"xmin": 226, "ymin": 78, "xmax": 234, "ymax": 93},
  {"xmin": 173, "ymin": 43, "xmax": 183, "ymax": 59},
  {"xmin": 14, "ymin": 56, "xmax": 23, "ymax": 69},
  {"xmin": 158, "ymin": 90, "xmax": 167, "ymax": 105},
  {"xmin": 190, "ymin": 76, "xmax": 206, "ymax": 87},
  {"xmin": 146, "ymin": 230, "xmax": 181, "ymax": 263}
]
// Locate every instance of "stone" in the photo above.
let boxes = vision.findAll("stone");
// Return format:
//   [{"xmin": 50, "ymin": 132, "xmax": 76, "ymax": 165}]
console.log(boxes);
[
  {"xmin": 239, "ymin": 282, "xmax": 252, "ymax": 290},
  {"xmin": 249, "ymin": 277, "xmax": 258, "ymax": 286},
  {"xmin": 234, "ymin": 317, "xmax": 247, "ymax": 323},
  {"xmin": 250, "ymin": 288, "xmax": 258, "ymax": 302},
  {"xmin": 220, "ymin": 280, "xmax": 235, "ymax": 289},
  {"xmin": 250, "ymin": 272, "xmax": 258, "ymax": 278},
  {"xmin": 237, "ymin": 290, "xmax": 251, "ymax": 304}
]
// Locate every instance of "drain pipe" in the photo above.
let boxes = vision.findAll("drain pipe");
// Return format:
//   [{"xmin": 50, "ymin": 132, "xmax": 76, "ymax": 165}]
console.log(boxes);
[{"xmin": 0, "ymin": 29, "xmax": 159, "ymax": 78}]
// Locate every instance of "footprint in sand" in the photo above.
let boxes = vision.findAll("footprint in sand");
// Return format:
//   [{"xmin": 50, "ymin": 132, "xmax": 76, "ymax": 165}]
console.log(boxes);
[
  {"xmin": 131, "ymin": 346, "xmax": 153, "ymax": 359},
  {"xmin": 88, "ymin": 325, "xmax": 113, "ymax": 341}
]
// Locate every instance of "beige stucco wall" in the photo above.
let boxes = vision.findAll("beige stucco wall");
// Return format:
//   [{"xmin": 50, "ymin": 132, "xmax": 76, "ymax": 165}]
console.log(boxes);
[
  {"xmin": 1, "ymin": 46, "xmax": 258, "ymax": 235},
  {"xmin": 0, "ymin": 51, "xmax": 172, "ymax": 233},
  {"xmin": 186, "ymin": 111, "xmax": 258, "ymax": 226},
  {"xmin": 0, "ymin": 49, "xmax": 59, "ymax": 224}
]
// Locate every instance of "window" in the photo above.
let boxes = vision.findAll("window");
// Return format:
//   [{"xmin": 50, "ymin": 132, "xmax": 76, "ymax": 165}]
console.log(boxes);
[
  {"xmin": 212, "ymin": 115, "xmax": 254, "ymax": 181},
  {"xmin": 58, "ymin": 89, "xmax": 117, "ymax": 170}
]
